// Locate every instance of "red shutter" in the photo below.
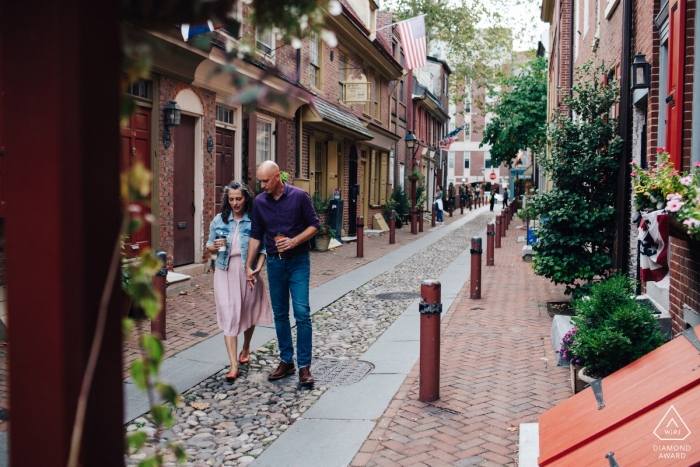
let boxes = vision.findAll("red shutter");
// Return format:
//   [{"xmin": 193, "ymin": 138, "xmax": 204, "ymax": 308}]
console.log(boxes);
[
  {"xmin": 247, "ymin": 113, "xmax": 257, "ymax": 186},
  {"xmin": 666, "ymin": 0, "xmax": 686, "ymax": 168},
  {"xmin": 0, "ymin": 42, "xmax": 4, "ymax": 218},
  {"xmin": 276, "ymin": 120, "xmax": 288, "ymax": 174}
]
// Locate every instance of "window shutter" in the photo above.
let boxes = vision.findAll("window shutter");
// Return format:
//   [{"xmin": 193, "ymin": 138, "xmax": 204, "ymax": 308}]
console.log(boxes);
[
  {"xmin": 247, "ymin": 113, "xmax": 257, "ymax": 186},
  {"xmin": 276, "ymin": 120, "xmax": 288, "ymax": 174},
  {"xmin": 380, "ymin": 153, "xmax": 387, "ymax": 205},
  {"xmin": 666, "ymin": 0, "xmax": 686, "ymax": 168},
  {"xmin": 327, "ymin": 141, "xmax": 338, "ymax": 196}
]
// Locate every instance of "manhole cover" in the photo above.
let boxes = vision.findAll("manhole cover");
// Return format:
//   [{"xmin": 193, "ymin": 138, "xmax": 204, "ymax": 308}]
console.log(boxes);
[
  {"xmin": 271, "ymin": 359, "xmax": 373, "ymax": 387},
  {"xmin": 375, "ymin": 292, "xmax": 421, "ymax": 301}
]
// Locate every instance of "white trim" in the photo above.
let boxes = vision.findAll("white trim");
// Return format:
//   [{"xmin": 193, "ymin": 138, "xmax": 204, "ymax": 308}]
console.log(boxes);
[{"xmin": 255, "ymin": 113, "xmax": 276, "ymax": 166}]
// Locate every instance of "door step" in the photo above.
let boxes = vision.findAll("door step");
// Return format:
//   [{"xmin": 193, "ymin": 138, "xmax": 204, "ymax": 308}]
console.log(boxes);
[{"xmin": 167, "ymin": 271, "xmax": 192, "ymax": 296}]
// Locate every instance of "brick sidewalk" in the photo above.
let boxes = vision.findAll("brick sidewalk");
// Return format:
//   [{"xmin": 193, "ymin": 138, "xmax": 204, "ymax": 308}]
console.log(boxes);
[
  {"xmin": 123, "ymin": 206, "xmax": 470, "ymax": 375},
  {"xmin": 351, "ymin": 213, "xmax": 571, "ymax": 467}
]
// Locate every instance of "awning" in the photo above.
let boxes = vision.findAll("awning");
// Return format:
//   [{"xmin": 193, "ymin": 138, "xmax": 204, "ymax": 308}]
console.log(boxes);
[
  {"xmin": 539, "ymin": 327, "xmax": 700, "ymax": 466},
  {"xmin": 302, "ymin": 99, "xmax": 372, "ymax": 140},
  {"xmin": 363, "ymin": 122, "xmax": 400, "ymax": 151}
]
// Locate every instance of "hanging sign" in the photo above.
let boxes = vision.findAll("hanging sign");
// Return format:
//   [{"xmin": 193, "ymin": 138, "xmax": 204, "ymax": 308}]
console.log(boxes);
[{"xmin": 344, "ymin": 75, "xmax": 369, "ymax": 103}]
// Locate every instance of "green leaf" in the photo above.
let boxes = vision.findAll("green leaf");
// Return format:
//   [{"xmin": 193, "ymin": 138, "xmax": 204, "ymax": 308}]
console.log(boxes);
[
  {"xmin": 130, "ymin": 359, "xmax": 148, "ymax": 391},
  {"xmin": 125, "ymin": 431, "xmax": 147, "ymax": 452},
  {"xmin": 123, "ymin": 317, "xmax": 134, "ymax": 338},
  {"xmin": 150, "ymin": 404, "xmax": 173, "ymax": 428},
  {"xmin": 171, "ymin": 443, "xmax": 187, "ymax": 462},
  {"xmin": 137, "ymin": 457, "xmax": 160, "ymax": 467},
  {"xmin": 156, "ymin": 382, "xmax": 179, "ymax": 405}
]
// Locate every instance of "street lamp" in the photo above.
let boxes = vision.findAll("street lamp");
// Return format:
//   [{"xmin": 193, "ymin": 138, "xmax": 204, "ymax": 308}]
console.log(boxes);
[
  {"xmin": 631, "ymin": 53, "xmax": 651, "ymax": 90},
  {"xmin": 163, "ymin": 100, "xmax": 182, "ymax": 149},
  {"xmin": 404, "ymin": 130, "xmax": 418, "ymax": 150}
]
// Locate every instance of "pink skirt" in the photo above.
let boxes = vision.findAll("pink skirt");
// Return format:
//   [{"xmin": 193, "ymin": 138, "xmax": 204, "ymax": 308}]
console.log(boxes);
[{"xmin": 213, "ymin": 254, "xmax": 272, "ymax": 337}]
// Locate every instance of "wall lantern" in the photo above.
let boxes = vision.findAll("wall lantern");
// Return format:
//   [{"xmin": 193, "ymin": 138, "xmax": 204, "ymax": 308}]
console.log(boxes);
[
  {"xmin": 163, "ymin": 100, "xmax": 182, "ymax": 149},
  {"xmin": 631, "ymin": 53, "xmax": 651, "ymax": 90},
  {"xmin": 404, "ymin": 130, "xmax": 417, "ymax": 149}
]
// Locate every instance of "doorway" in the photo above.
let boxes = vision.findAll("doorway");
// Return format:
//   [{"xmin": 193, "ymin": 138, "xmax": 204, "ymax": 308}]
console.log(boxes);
[
  {"xmin": 215, "ymin": 127, "xmax": 235, "ymax": 213},
  {"xmin": 174, "ymin": 115, "xmax": 196, "ymax": 266},
  {"xmin": 348, "ymin": 146, "xmax": 358, "ymax": 235},
  {"xmin": 120, "ymin": 106, "xmax": 151, "ymax": 258}
]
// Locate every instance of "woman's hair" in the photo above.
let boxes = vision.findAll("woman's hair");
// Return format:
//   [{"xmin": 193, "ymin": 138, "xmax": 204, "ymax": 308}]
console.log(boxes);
[
  {"xmin": 437, "ymin": 184, "xmax": 443, "ymax": 191},
  {"xmin": 221, "ymin": 181, "xmax": 255, "ymax": 223}
]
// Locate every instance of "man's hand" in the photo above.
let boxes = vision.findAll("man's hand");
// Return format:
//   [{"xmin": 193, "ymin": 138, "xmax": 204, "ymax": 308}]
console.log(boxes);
[
  {"xmin": 275, "ymin": 236, "xmax": 297, "ymax": 252},
  {"xmin": 246, "ymin": 266, "xmax": 258, "ymax": 290}
]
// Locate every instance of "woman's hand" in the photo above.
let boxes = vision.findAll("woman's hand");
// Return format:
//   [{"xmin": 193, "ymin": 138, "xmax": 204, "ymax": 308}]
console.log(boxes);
[{"xmin": 214, "ymin": 238, "xmax": 226, "ymax": 250}]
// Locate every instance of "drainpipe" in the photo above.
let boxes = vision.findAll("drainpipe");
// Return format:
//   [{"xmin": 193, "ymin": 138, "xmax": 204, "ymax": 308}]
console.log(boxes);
[
  {"xmin": 569, "ymin": 0, "xmax": 575, "ymax": 118},
  {"xmin": 615, "ymin": 0, "xmax": 633, "ymax": 272},
  {"xmin": 692, "ymin": 4, "xmax": 700, "ymax": 166}
]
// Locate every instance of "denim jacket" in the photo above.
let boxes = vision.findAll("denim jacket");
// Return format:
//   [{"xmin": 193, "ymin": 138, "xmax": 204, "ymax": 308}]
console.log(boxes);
[{"xmin": 207, "ymin": 212, "xmax": 266, "ymax": 271}]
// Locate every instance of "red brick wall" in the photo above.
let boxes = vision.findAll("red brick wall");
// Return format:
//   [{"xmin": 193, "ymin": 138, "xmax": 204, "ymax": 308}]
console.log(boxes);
[
  {"xmin": 0, "ymin": 220, "xmax": 4, "ymax": 286},
  {"xmin": 682, "ymin": 0, "xmax": 697, "ymax": 171},
  {"xmin": 669, "ymin": 236, "xmax": 700, "ymax": 333},
  {"xmin": 158, "ymin": 75, "xmax": 216, "ymax": 269}
]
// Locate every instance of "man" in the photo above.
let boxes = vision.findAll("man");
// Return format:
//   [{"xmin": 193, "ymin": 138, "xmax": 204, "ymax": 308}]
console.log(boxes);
[
  {"xmin": 246, "ymin": 161, "xmax": 320, "ymax": 386},
  {"xmin": 503, "ymin": 187, "xmax": 509, "ymax": 209},
  {"xmin": 490, "ymin": 188, "xmax": 496, "ymax": 212}
]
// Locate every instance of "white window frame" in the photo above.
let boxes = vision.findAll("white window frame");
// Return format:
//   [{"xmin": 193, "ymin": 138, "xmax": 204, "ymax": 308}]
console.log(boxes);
[
  {"xmin": 216, "ymin": 105, "xmax": 235, "ymax": 125},
  {"xmin": 256, "ymin": 27, "xmax": 275, "ymax": 57},
  {"xmin": 448, "ymin": 151, "xmax": 454, "ymax": 169},
  {"xmin": 309, "ymin": 31, "xmax": 321, "ymax": 88},
  {"xmin": 464, "ymin": 151, "xmax": 471, "ymax": 169},
  {"xmin": 255, "ymin": 114, "xmax": 275, "ymax": 166}
]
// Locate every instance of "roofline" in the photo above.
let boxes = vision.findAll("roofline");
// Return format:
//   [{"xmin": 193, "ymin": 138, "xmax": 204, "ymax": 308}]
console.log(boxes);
[{"xmin": 427, "ymin": 55, "xmax": 452, "ymax": 74}]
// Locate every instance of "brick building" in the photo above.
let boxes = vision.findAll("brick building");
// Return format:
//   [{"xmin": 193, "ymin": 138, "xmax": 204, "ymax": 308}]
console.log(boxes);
[{"xmin": 541, "ymin": 0, "xmax": 700, "ymax": 332}]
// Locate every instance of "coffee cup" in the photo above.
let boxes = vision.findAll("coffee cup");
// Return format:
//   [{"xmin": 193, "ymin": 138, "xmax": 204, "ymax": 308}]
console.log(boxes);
[{"xmin": 215, "ymin": 235, "xmax": 227, "ymax": 252}]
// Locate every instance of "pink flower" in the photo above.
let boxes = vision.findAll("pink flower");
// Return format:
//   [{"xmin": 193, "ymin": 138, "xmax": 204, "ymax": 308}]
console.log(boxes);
[
  {"xmin": 671, "ymin": 171, "xmax": 679, "ymax": 176},
  {"xmin": 683, "ymin": 218, "xmax": 700, "ymax": 229},
  {"xmin": 657, "ymin": 147, "xmax": 665, "ymax": 154},
  {"xmin": 631, "ymin": 171, "xmax": 637, "ymax": 176},
  {"xmin": 630, "ymin": 161, "xmax": 637, "ymax": 166},
  {"xmin": 695, "ymin": 162, "xmax": 700, "ymax": 167},
  {"xmin": 667, "ymin": 193, "xmax": 683, "ymax": 201},
  {"xmin": 666, "ymin": 199, "xmax": 685, "ymax": 212},
  {"xmin": 681, "ymin": 176, "xmax": 693, "ymax": 186}
]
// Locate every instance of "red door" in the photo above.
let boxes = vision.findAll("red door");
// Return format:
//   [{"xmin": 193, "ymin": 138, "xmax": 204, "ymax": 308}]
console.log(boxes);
[
  {"xmin": 120, "ymin": 106, "xmax": 151, "ymax": 258},
  {"xmin": 173, "ymin": 115, "xmax": 195, "ymax": 266},
  {"xmin": 666, "ymin": 0, "xmax": 686, "ymax": 168},
  {"xmin": 215, "ymin": 127, "xmax": 235, "ymax": 213}
]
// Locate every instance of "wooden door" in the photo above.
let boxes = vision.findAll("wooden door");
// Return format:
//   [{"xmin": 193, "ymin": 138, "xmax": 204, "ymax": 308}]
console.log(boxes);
[
  {"xmin": 361, "ymin": 154, "xmax": 369, "ymax": 222},
  {"xmin": 173, "ymin": 115, "xmax": 195, "ymax": 266},
  {"xmin": 215, "ymin": 127, "xmax": 235, "ymax": 213},
  {"xmin": 348, "ymin": 146, "xmax": 358, "ymax": 235},
  {"xmin": 666, "ymin": 0, "xmax": 686, "ymax": 168},
  {"xmin": 120, "ymin": 106, "xmax": 151, "ymax": 258}
]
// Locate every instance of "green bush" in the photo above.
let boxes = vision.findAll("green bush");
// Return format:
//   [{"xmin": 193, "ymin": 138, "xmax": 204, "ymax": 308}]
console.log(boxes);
[
  {"xmin": 570, "ymin": 275, "xmax": 664, "ymax": 378},
  {"xmin": 390, "ymin": 185, "xmax": 411, "ymax": 218}
]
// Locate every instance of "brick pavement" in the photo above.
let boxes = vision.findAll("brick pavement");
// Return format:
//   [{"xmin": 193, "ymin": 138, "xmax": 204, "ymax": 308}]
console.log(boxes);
[{"xmin": 351, "ymin": 213, "xmax": 572, "ymax": 467}]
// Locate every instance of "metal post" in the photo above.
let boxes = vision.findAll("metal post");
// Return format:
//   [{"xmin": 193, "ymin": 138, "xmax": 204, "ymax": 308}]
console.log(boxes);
[
  {"xmin": 470, "ymin": 238, "xmax": 482, "ymax": 299},
  {"xmin": 460, "ymin": 198, "xmax": 464, "ymax": 215},
  {"xmin": 486, "ymin": 223, "xmax": 495, "ymax": 266},
  {"xmin": 419, "ymin": 280, "xmax": 442, "ymax": 402},
  {"xmin": 151, "ymin": 250, "xmax": 168, "ymax": 339},
  {"xmin": 449, "ymin": 200, "xmax": 453, "ymax": 217},
  {"xmin": 389, "ymin": 210, "xmax": 396, "ymax": 244},
  {"xmin": 505, "ymin": 206, "xmax": 510, "ymax": 230},
  {"xmin": 411, "ymin": 207, "xmax": 418, "ymax": 235},
  {"xmin": 495, "ymin": 217, "xmax": 502, "ymax": 248},
  {"xmin": 500, "ymin": 212, "xmax": 507, "ymax": 237},
  {"xmin": 419, "ymin": 207, "xmax": 424, "ymax": 232},
  {"xmin": 356, "ymin": 215, "xmax": 364, "ymax": 257},
  {"xmin": 431, "ymin": 208, "xmax": 436, "ymax": 228}
]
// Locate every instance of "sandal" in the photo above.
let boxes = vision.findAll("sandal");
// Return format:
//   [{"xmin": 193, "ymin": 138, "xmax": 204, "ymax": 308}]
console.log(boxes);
[
  {"xmin": 225, "ymin": 370, "xmax": 240, "ymax": 381},
  {"xmin": 238, "ymin": 352, "xmax": 250, "ymax": 364}
]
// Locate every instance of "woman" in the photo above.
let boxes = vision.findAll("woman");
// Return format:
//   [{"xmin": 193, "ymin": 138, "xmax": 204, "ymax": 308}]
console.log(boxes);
[
  {"xmin": 207, "ymin": 181, "xmax": 272, "ymax": 381},
  {"xmin": 435, "ymin": 184, "xmax": 444, "ymax": 224}
]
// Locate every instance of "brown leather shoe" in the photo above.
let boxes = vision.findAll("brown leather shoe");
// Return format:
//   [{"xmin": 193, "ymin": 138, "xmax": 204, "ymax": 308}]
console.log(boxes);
[
  {"xmin": 268, "ymin": 361, "xmax": 296, "ymax": 381},
  {"xmin": 299, "ymin": 366, "xmax": 315, "ymax": 387}
]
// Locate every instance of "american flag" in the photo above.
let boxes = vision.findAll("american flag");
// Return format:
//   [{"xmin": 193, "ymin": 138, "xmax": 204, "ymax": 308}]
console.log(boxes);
[
  {"xmin": 397, "ymin": 16, "xmax": 427, "ymax": 71},
  {"xmin": 439, "ymin": 125, "xmax": 465, "ymax": 150}
]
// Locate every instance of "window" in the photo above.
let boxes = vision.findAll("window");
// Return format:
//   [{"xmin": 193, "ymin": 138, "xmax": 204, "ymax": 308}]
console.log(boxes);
[
  {"xmin": 256, "ymin": 118, "xmax": 273, "ymax": 165},
  {"xmin": 449, "ymin": 121, "xmax": 455, "ymax": 132},
  {"xmin": 216, "ymin": 105, "xmax": 234, "ymax": 124},
  {"xmin": 400, "ymin": 50, "xmax": 405, "ymax": 68},
  {"xmin": 465, "ymin": 123, "xmax": 471, "ymax": 140},
  {"xmin": 399, "ymin": 80, "xmax": 405, "ymax": 103},
  {"xmin": 364, "ymin": 67, "xmax": 371, "ymax": 114},
  {"xmin": 485, "ymin": 155, "xmax": 492, "ymax": 169},
  {"xmin": 444, "ymin": 75, "xmax": 448, "ymax": 96},
  {"xmin": 256, "ymin": 27, "xmax": 274, "ymax": 55},
  {"xmin": 374, "ymin": 76, "xmax": 381, "ymax": 120},
  {"xmin": 313, "ymin": 140, "xmax": 322, "ymax": 197},
  {"xmin": 309, "ymin": 31, "xmax": 321, "ymax": 88},
  {"xmin": 465, "ymin": 99, "xmax": 471, "ymax": 113},
  {"xmin": 126, "ymin": 79, "xmax": 153, "ymax": 100},
  {"xmin": 448, "ymin": 151, "xmax": 454, "ymax": 169},
  {"xmin": 464, "ymin": 151, "xmax": 471, "ymax": 169},
  {"xmin": 338, "ymin": 54, "xmax": 346, "ymax": 101}
]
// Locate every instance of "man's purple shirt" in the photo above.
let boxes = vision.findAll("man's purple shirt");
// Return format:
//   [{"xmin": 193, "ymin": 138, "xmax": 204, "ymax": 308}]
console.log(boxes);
[{"xmin": 250, "ymin": 183, "xmax": 321, "ymax": 255}]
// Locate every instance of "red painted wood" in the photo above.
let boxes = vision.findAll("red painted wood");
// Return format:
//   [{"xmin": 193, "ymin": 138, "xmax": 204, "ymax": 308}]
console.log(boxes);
[
  {"xmin": 276, "ymin": 120, "xmax": 288, "ymax": 174},
  {"xmin": 173, "ymin": 115, "xmax": 196, "ymax": 266},
  {"xmin": 215, "ymin": 126, "xmax": 235, "ymax": 213},
  {"xmin": 121, "ymin": 106, "xmax": 152, "ymax": 257},
  {"xmin": 666, "ymin": 0, "xmax": 686, "ymax": 168},
  {"xmin": 246, "ymin": 113, "xmax": 257, "ymax": 186},
  {"xmin": 0, "ymin": 38, "xmax": 4, "ymax": 218},
  {"xmin": 2, "ymin": 0, "xmax": 124, "ymax": 464},
  {"xmin": 539, "ymin": 328, "xmax": 700, "ymax": 466}
]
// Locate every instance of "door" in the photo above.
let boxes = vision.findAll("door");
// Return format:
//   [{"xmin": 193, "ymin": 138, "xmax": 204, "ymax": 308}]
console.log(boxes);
[
  {"xmin": 120, "ymin": 106, "xmax": 151, "ymax": 258},
  {"xmin": 174, "ymin": 115, "xmax": 196, "ymax": 266},
  {"xmin": 361, "ymin": 153, "xmax": 369, "ymax": 222},
  {"xmin": 348, "ymin": 146, "xmax": 358, "ymax": 235},
  {"xmin": 215, "ymin": 127, "xmax": 235, "ymax": 213},
  {"xmin": 666, "ymin": 0, "xmax": 686, "ymax": 168}
]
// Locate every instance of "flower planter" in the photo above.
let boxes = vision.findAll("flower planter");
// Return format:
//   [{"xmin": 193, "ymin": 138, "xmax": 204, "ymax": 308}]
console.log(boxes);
[
  {"xmin": 570, "ymin": 363, "xmax": 587, "ymax": 394},
  {"xmin": 315, "ymin": 235, "xmax": 332, "ymax": 252},
  {"xmin": 547, "ymin": 301, "xmax": 574, "ymax": 318}
]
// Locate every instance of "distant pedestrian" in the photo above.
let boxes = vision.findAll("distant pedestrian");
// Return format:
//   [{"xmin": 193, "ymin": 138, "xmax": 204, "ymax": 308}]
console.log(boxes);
[
  {"xmin": 503, "ymin": 187, "xmax": 509, "ymax": 209},
  {"xmin": 490, "ymin": 189, "xmax": 496, "ymax": 212},
  {"xmin": 435, "ymin": 184, "xmax": 444, "ymax": 224},
  {"xmin": 208, "ymin": 181, "xmax": 272, "ymax": 382},
  {"xmin": 459, "ymin": 183, "xmax": 466, "ymax": 209},
  {"xmin": 448, "ymin": 182, "xmax": 456, "ymax": 212},
  {"xmin": 466, "ymin": 185, "xmax": 473, "ymax": 211},
  {"xmin": 246, "ymin": 161, "xmax": 321, "ymax": 387}
]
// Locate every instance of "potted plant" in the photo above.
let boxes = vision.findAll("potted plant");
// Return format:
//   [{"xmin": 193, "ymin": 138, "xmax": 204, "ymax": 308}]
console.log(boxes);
[
  {"xmin": 568, "ymin": 274, "xmax": 665, "ymax": 381},
  {"xmin": 389, "ymin": 185, "xmax": 410, "ymax": 228},
  {"xmin": 408, "ymin": 167, "xmax": 421, "ymax": 181},
  {"xmin": 120, "ymin": 235, "xmax": 133, "ymax": 318},
  {"xmin": 315, "ymin": 224, "xmax": 336, "ymax": 252},
  {"xmin": 557, "ymin": 328, "xmax": 587, "ymax": 394}
]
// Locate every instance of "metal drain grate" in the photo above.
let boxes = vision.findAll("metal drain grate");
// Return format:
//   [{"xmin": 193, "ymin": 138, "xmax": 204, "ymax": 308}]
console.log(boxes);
[
  {"xmin": 430, "ymin": 406, "xmax": 462, "ymax": 419},
  {"xmin": 375, "ymin": 292, "xmax": 421, "ymax": 301},
  {"xmin": 271, "ymin": 359, "xmax": 373, "ymax": 388}
]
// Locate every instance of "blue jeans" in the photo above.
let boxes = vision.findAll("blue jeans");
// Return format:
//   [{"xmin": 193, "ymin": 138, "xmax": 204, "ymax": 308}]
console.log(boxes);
[
  {"xmin": 435, "ymin": 203, "xmax": 444, "ymax": 222},
  {"xmin": 266, "ymin": 253, "xmax": 312, "ymax": 367}
]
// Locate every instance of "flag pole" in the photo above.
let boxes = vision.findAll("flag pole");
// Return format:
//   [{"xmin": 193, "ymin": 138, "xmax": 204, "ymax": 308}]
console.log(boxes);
[{"xmin": 376, "ymin": 14, "xmax": 426, "ymax": 31}]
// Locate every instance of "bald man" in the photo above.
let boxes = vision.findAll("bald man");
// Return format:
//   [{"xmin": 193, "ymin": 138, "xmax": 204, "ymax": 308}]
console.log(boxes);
[{"xmin": 246, "ymin": 161, "xmax": 320, "ymax": 386}]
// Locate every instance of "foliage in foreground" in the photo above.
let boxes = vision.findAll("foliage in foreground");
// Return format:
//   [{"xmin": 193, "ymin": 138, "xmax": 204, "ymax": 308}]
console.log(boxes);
[
  {"xmin": 570, "ymin": 275, "xmax": 664, "ymax": 378},
  {"xmin": 530, "ymin": 60, "xmax": 622, "ymax": 297}
]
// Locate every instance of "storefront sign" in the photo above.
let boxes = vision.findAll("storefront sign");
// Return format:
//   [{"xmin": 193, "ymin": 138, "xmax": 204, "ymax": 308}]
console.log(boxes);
[{"xmin": 344, "ymin": 77, "xmax": 369, "ymax": 103}]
